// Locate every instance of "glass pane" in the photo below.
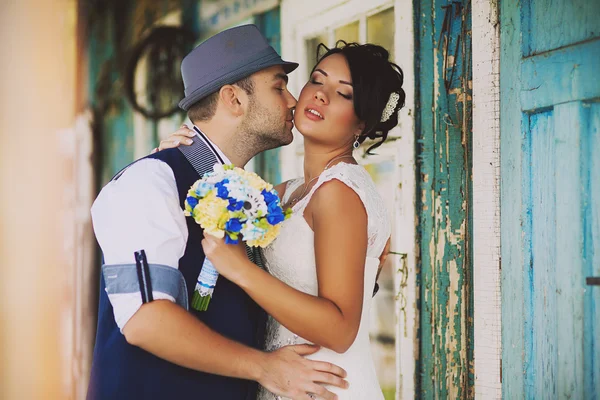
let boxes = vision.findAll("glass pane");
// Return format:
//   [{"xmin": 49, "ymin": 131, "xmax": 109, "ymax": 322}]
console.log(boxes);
[
  {"xmin": 334, "ymin": 21, "xmax": 359, "ymax": 44},
  {"xmin": 367, "ymin": 7, "xmax": 395, "ymax": 61},
  {"xmin": 305, "ymin": 33, "xmax": 329, "ymax": 75}
]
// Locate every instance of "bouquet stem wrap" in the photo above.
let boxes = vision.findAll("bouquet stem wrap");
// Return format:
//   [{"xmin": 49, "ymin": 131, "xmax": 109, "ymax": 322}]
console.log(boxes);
[{"xmin": 191, "ymin": 258, "xmax": 219, "ymax": 311}]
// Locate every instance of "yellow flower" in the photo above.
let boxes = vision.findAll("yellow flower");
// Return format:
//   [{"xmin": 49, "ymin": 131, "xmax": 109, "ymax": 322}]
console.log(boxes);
[
  {"xmin": 247, "ymin": 223, "xmax": 281, "ymax": 247},
  {"xmin": 236, "ymin": 168, "xmax": 272, "ymax": 191},
  {"xmin": 192, "ymin": 191, "xmax": 229, "ymax": 238}
]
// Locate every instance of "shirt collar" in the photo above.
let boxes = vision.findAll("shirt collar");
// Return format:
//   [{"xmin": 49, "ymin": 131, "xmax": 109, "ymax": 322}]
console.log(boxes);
[{"xmin": 192, "ymin": 125, "xmax": 231, "ymax": 165}]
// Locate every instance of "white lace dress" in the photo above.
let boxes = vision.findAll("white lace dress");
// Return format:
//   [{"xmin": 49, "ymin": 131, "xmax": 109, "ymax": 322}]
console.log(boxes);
[{"xmin": 257, "ymin": 163, "xmax": 391, "ymax": 400}]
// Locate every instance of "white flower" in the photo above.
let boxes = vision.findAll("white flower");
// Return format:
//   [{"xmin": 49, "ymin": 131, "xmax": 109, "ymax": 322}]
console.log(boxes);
[
  {"xmin": 243, "ymin": 190, "xmax": 268, "ymax": 218},
  {"xmin": 225, "ymin": 180, "xmax": 251, "ymax": 202},
  {"xmin": 240, "ymin": 221, "xmax": 266, "ymax": 242}
]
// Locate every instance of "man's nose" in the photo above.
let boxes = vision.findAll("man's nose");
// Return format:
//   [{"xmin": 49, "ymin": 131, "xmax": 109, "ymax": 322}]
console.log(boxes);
[{"xmin": 287, "ymin": 91, "xmax": 298, "ymax": 108}]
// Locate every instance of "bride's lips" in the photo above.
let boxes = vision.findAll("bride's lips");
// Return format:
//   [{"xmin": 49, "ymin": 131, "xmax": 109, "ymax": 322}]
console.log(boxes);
[{"xmin": 304, "ymin": 106, "xmax": 325, "ymax": 121}]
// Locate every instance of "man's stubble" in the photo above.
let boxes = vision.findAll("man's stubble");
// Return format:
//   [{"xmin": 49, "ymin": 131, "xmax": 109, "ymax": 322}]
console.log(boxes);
[{"xmin": 236, "ymin": 95, "xmax": 292, "ymax": 160}]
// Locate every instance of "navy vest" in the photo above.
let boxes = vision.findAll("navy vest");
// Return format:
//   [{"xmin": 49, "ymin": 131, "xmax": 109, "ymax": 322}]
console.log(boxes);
[{"xmin": 88, "ymin": 145, "xmax": 267, "ymax": 400}]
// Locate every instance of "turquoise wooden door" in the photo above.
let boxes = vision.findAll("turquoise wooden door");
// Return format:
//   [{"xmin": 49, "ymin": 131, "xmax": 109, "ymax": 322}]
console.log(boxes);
[{"xmin": 501, "ymin": 0, "xmax": 600, "ymax": 398}]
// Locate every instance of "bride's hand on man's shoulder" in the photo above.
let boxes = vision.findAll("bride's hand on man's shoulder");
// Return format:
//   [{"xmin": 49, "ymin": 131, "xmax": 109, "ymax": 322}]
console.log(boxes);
[{"xmin": 151, "ymin": 124, "xmax": 196, "ymax": 154}]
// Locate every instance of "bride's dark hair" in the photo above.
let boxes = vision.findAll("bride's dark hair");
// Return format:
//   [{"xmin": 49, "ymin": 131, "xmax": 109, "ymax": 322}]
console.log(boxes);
[{"xmin": 313, "ymin": 41, "xmax": 406, "ymax": 154}]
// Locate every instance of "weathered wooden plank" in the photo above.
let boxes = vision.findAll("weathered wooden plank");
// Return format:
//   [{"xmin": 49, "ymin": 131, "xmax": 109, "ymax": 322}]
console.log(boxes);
[
  {"xmin": 522, "ymin": 0, "xmax": 600, "ymax": 56},
  {"xmin": 415, "ymin": 0, "xmax": 438, "ymax": 394},
  {"xmin": 416, "ymin": 0, "xmax": 473, "ymax": 398},
  {"xmin": 500, "ymin": 0, "xmax": 526, "ymax": 396},
  {"xmin": 520, "ymin": 40, "xmax": 600, "ymax": 113},
  {"xmin": 521, "ymin": 114, "xmax": 535, "ymax": 400},
  {"xmin": 471, "ymin": 0, "xmax": 501, "ymax": 396},
  {"xmin": 583, "ymin": 103, "xmax": 600, "ymax": 397},
  {"xmin": 529, "ymin": 110, "xmax": 558, "ymax": 398},
  {"xmin": 554, "ymin": 102, "xmax": 585, "ymax": 399}
]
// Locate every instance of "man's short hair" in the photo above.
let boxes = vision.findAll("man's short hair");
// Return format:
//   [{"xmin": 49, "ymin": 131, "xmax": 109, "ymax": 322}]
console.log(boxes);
[{"xmin": 188, "ymin": 76, "xmax": 255, "ymax": 122}]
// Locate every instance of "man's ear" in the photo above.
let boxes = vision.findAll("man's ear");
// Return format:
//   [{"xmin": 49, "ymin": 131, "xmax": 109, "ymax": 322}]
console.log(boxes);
[{"xmin": 218, "ymin": 85, "xmax": 245, "ymax": 117}]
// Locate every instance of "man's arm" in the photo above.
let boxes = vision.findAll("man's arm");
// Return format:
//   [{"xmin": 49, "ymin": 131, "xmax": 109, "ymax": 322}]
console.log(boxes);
[
  {"xmin": 124, "ymin": 299, "xmax": 349, "ymax": 400},
  {"xmin": 91, "ymin": 159, "xmax": 347, "ymax": 399}
]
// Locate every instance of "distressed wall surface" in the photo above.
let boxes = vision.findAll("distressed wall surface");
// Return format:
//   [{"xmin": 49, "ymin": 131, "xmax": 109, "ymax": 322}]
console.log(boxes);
[{"xmin": 415, "ymin": 0, "xmax": 474, "ymax": 398}]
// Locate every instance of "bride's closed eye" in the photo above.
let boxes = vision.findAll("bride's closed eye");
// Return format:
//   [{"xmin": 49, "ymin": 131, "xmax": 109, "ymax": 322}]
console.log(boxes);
[{"xmin": 310, "ymin": 76, "xmax": 352, "ymax": 100}]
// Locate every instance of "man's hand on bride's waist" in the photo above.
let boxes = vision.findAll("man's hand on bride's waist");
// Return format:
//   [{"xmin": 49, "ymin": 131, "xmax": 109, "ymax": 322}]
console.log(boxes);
[{"xmin": 258, "ymin": 343, "xmax": 349, "ymax": 400}]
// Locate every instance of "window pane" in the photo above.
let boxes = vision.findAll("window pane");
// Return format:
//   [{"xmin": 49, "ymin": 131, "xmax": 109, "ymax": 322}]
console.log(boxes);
[
  {"xmin": 305, "ymin": 33, "xmax": 328, "ymax": 75},
  {"xmin": 334, "ymin": 21, "xmax": 359, "ymax": 44},
  {"xmin": 367, "ymin": 8, "xmax": 395, "ymax": 61}
]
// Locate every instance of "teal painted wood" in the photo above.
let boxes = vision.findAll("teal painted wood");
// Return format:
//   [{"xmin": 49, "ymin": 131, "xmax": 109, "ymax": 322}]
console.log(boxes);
[
  {"xmin": 499, "ymin": 0, "xmax": 526, "ymax": 396},
  {"xmin": 501, "ymin": 0, "xmax": 600, "ymax": 398},
  {"xmin": 522, "ymin": 0, "xmax": 600, "ymax": 56},
  {"xmin": 555, "ymin": 103, "xmax": 585, "ymax": 398},
  {"xmin": 254, "ymin": 7, "xmax": 282, "ymax": 185},
  {"xmin": 583, "ymin": 103, "xmax": 600, "ymax": 398},
  {"xmin": 415, "ymin": 0, "xmax": 473, "ymax": 398},
  {"xmin": 520, "ymin": 40, "xmax": 600, "ymax": 111},
  {"xmin": 529, "ymin": 111, "xmax": 558, "ymax": 397}
]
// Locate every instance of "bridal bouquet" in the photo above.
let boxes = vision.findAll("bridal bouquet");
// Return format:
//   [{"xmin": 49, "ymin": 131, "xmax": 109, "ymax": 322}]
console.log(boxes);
[{"xmin": 184, "ymin": 164, "xmax": 291, "ymax": 311}]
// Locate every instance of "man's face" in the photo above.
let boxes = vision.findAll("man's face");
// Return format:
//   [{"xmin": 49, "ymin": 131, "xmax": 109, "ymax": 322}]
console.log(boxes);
[{"xmin": 240, "ymin": 65, "xmax": 297, "ymax": 150}]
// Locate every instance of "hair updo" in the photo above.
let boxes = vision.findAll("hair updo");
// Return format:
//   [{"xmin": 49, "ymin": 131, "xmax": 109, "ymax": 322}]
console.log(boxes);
[{"xmin": 313, "ymin": 41, "xmax": 406, "ymax": 154}]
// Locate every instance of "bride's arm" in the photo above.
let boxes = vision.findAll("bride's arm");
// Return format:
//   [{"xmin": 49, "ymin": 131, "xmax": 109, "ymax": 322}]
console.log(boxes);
[{"xmin": 202, "ymin": 179, "xmax": 367, "ymax": 353}]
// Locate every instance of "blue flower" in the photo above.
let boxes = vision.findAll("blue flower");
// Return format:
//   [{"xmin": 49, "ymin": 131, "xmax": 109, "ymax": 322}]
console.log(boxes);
[
  {"xmin": 267, "ymin": 201, "xmax": 282, "ymax": 215},
  {"xmin": 186, "ymin": 196, "xmax": 199, "ymax": 209},
  {"xmin": 267, "ymin": 212, "xmax": 285, "ymax": 225},
  {"xmin": 225, "ymin": 218, "xmax": 242, "ymax": 233},
  {"xmin": 225, "ymin": 234, "xmax": 239, "ymax": 245},
  {"xmin": 215, "ymin": 179, "xmax": 230, "ymax": 199},
  {"xmin": 227, "ymin": 199, "xmax": 245, "ymax": 211},
  {"xmin": 262, "ymin": 189, "xmax": 279, "ymax": 206}
]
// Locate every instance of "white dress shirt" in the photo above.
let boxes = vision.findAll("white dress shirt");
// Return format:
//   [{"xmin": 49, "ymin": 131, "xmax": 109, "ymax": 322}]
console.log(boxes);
[{"xmin": 91, "ymin": 129, "xmax": 230, "ymax": 330}]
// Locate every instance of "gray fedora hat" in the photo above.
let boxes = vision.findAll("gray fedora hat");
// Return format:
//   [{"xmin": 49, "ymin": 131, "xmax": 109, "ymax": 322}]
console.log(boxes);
[{"xmin": 179, "ymin": 24, "xmax": 298, "ymax": 111}]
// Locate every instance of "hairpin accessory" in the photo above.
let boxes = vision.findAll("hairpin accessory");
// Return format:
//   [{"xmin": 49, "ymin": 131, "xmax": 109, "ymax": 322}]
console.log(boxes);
[{"xmin": 381, "ymin": 92, "xmax": 400, "ymax": 122}]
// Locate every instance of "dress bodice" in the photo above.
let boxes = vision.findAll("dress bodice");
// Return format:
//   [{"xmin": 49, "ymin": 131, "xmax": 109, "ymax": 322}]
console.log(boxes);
[{"xmin": 258, "ymin": 162, "xmax": 390, "ymax": 400}]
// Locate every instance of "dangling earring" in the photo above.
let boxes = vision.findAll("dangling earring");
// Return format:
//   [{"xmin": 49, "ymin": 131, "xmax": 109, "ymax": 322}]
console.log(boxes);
[{"xmin": 353, "ymin": 137, "xmax": 360, "ymax": 149}]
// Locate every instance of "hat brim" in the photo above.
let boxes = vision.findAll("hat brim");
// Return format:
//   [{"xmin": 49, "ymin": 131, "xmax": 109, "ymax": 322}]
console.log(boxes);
[{"xmin": 179, "ymin": 58, "xmax": 299, "ymax": 111}]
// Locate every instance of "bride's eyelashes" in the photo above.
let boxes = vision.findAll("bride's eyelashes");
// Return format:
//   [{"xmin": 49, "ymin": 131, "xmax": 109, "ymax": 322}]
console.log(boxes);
[{"xmin": 309, "ymin": 77, "xmax": 353, "ymax": 100}]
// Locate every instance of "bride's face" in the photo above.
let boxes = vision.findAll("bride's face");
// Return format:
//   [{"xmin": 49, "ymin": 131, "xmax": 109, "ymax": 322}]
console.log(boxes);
[{"xmin": 294, "ymin": 53, "xmax": 364, "ymax": 148}]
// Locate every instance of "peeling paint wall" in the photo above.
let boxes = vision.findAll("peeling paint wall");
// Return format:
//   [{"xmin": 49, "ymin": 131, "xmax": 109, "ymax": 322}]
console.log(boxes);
[{"xmin": 415, "ymin": 0, "xmax": 474, "ymax": 398}]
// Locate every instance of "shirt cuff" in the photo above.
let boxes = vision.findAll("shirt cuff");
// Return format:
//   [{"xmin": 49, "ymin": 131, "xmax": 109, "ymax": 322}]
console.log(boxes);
[{"xmin": 102, "ymin": 263, "xmax": 189, "ymax": 331}]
